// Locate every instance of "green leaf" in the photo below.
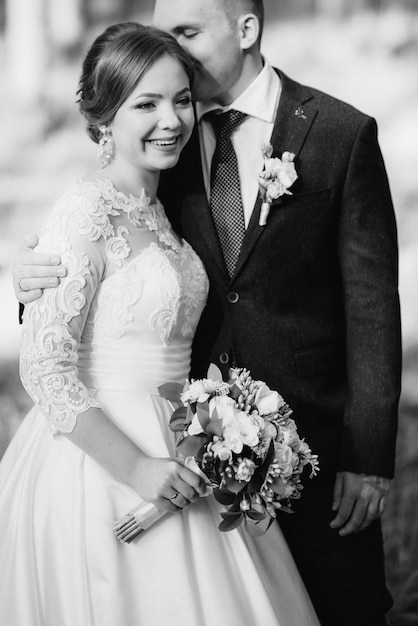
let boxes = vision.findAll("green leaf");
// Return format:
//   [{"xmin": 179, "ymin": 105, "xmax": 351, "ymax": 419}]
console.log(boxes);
[
  {"xmin": 228, "ymin": 383, "xmax": 242, "ymax": 401},
  {"xmin": 206, "ymin": 408, "xmax": 223, "ymax": 438},
  {"xmin": 218, "ymin": 512, "xmax": 244, "ymax": 532},
  {"xmin": 270, "ymin": 476, "xmax": 287, "ymax": 497},
  {"xmin": 158, "ymin": 383, "xmax": 184, "ymax": 402},
  {"xmin": 226, "ymin": 498, "xmax": 245, "ymax": 514},
  {"xmin": 224, "ymin": 475, "xmax": 246, "ymax": 495},
  {"xmin": 278, "ymin": 505, "xmax": 295, "ymax": 515},
  {"xmin": 170, "ymin": 420, "xmax": 186, "ymax": 433},
  {"xmin": 248, "ymin": 440, "xmax": 275, "ymax": 491},
  {"xmin": 248, "ymin": 501, "xmax": 266, "ymax": 515},
  {"xmin": 244, "ymin": 515, "xmax": 273, "ymax": 537},
  {"xmin": 176, "ymin": 434, "xmax": 208, "ymax": 458},
  {"xmin": 169, "ymin": 406, "xmax": 187, "ymax": 425},
  {"xmin": 213, "ymin": 488, "xmax": 237, "ymax": 505},
  {"xmin": 207, "ymin": 363, "xmax": 224, "ymax": 381},
  {"xmin": 168, "ymin": 406, "xmax": 188, "ymax": 432},
  {"xmin": 246, "ymin": 510, "xmax": 266, "ymax": 521},
  {"xmin": 196, "ymin": 403, "xmax": 210, "ymax": 431}
]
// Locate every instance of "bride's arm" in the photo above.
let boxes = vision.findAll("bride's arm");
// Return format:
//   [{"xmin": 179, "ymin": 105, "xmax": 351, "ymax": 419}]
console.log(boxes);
[
  {"xmin": 20, "ymin": 190, "xmax": 205, "ymax": 511},
  {"xmin": 66, "ymin": 406, "xmax": 206, "ymax": 511}
]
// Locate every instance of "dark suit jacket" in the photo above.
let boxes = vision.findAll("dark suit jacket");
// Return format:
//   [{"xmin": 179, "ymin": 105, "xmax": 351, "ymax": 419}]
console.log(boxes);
[{"xmin": 159, "ymin": 70, "xmax": 401, "ymax": 482}]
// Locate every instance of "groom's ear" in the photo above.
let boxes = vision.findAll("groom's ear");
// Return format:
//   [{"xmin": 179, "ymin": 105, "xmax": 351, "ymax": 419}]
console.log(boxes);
[{"xmin": 238, "ymin": 14, "xmax": 260, "ymax": 50}]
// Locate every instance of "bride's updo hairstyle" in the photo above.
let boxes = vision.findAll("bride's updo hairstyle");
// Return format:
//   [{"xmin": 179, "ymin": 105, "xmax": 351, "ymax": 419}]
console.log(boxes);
[{"xmin": 77, "ymin": 22, "xmax": 194, "ymax": 143}]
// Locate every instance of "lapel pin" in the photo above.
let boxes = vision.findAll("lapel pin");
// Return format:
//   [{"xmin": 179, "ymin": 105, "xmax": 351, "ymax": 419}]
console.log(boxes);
[{"xmin": 294, "ymin": 107, "xmax": 307, "ymax": 120}]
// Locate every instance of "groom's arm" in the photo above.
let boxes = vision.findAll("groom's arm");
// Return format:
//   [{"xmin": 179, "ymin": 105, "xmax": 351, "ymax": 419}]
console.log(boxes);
[
  {"xmin": 331, "ymin": 115, "xmax": 401, "ymax": 535},
  {"xmin": 13, "ymin": 234, "xmax": 68, "ymax": 305},
  {"xmin": 338, "ymin": 115, "xmax": 401, "ymax": 476}
]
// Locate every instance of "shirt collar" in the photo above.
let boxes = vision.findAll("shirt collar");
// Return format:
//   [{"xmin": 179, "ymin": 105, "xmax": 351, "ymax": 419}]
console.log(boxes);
[{"xmin": 196, "ymin": 59, "xmax": 281, "ymax": 124}]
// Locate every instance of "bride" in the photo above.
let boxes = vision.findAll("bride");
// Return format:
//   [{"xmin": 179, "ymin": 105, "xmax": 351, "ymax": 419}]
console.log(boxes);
[{"xmin": 0, "ymin": 22, "xmax": 319, "ymax": 626}]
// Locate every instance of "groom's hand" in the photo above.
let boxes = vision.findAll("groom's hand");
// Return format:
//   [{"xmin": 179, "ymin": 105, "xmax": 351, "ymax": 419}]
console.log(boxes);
[
  {"xmin": 330, "ymin": 471, "xmax": 390, "ymax": 536},
  {"xmin": 13, "ymin": 234, "xmax": 67, "ymax": 304}
]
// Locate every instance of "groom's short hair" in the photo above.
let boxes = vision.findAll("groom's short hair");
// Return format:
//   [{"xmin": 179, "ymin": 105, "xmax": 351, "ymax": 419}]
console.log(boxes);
[{"xmin": 219, "ymin": 0, "xmax": 264, "ymax": 40}]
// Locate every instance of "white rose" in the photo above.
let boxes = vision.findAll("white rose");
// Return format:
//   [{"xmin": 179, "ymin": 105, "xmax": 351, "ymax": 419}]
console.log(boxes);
[
  {"xmin": 281, "ymin": 151, "xmax": 295, "ymax": 163},
  {"xmin": 255, "ymin": 384, "xmax": 285, "ymax": 416},
  {"xmin": 274, "ymin": 442, "xmax": 294, "ymax": 478},
  {"xmin": 264, "ymin": 157, "xmax": 281, "ymax": 172},
  {"xmin": 262, "ymin": 421, "xmax": 278, "ymax": 442},
  {"xmin": 181, "ymin": 379, "xmax": 218, "ymax": 404},
  {"xmin": 209, "ymin": 401, "xmax": 237, "ymax": 429},
  {"xmin": 223, "ymin": 411, "xmax": 261, "ymax": 453},
  {"xmin": 212, "ymin": 440, "xmax": 232, "ymax": 461},
  {"xmin": 278, "ymin": 161, "xmax": 298, "ymax": 189},
  {"xmin": 266, "ymin": 181, "xmax": 285, "ymax": 201},
  {"xmin": 235, "ymin": 458, "xmax": 256, "ymax": 482},
  {"xmin": 282, "ymin": 422, "xmax": 299, "ymax": 447},
  {"xmin": 208, "ymin": 395, "xmax": 236, "ymax": 417}
]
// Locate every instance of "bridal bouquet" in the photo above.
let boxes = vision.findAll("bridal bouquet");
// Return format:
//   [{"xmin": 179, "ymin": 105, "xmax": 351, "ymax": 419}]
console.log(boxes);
[{"xmin": 114, "ymin": 366, "xmax": 319, "ymax": 542}]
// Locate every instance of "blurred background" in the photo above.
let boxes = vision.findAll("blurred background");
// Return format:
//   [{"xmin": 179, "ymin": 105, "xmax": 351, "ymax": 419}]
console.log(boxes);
[{"xmin": 0, "ymin": 0, "xmax": 417, "ymax": 622}]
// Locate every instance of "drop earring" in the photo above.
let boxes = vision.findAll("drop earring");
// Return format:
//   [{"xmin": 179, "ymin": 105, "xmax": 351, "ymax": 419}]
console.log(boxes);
[{"xmin": 98, "ymin": 125, "xmax": 115, "ymax": 168}]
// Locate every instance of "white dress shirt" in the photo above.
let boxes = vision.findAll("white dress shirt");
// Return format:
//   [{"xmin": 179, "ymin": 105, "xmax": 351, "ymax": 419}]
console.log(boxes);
[{"xmin": 196, "ymin": 60, "xmax": 281, "ymax": 227}]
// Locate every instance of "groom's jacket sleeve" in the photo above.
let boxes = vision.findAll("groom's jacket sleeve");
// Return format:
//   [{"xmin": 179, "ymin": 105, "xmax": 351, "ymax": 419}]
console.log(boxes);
[{"xmin": 336, "ymin": 115, "xmax": 401, "ymax": 476}]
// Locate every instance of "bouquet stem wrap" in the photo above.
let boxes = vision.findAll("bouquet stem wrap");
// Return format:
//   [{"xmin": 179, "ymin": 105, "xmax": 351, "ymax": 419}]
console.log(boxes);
[
  {"xmin": 259, "ymin": 202, "xmax": 271, "ymax": 226},
  {"xmin": 113, "ymin": 501, "xmax": 165, "ymax": 544},
  {"xmin": 113, "ymin": 457, "xmax": 211, "ymax": 544}
]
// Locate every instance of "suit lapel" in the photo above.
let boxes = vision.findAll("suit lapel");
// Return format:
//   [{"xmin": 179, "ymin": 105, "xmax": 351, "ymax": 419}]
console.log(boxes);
[
  {"xmin": 231, "ymin": 71, "xmax": 318, "ymax": 281},
  {"xmin": 185, "ymin": 192, "xmax": 229, "ymax": 278}
]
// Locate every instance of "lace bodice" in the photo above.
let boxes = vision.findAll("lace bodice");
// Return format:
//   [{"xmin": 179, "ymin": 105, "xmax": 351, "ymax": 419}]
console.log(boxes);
[{"xmin": 20, "ymin": 179, "xmax": 209, "ymax": 434}]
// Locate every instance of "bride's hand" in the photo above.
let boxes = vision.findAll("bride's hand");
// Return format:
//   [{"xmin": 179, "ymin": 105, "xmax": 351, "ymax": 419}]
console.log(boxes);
[
  {"xmin": 130, "ymin": 456, "xmax": 207, "ymax": 513},
  {"xmin": 13, "ymin": 234, "xmax": 68, "ymax": 304}
]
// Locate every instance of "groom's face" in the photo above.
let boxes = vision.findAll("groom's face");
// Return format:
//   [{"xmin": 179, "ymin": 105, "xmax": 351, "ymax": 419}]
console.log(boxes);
[{"xmin": 153, "ymin": 0, "xmax": 244, "ymax": 105}]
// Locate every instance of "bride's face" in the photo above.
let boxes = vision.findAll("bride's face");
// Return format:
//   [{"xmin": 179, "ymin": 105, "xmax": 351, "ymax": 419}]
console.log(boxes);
[{"xmin": 109, "ymin": 54, "xmax": 194, "ymax": 175}]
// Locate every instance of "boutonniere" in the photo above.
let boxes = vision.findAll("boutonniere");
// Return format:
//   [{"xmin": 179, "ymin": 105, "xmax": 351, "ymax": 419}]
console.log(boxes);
[{"xmin": 258, "ymin": 144, "xmax": 298, "ymax": 226}]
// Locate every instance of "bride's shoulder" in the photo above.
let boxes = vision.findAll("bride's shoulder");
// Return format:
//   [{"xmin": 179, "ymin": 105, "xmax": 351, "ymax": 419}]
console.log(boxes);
[
  {"xmin": 54, "ymin": 177, "xmax": 114, "ymax": 210},
  {"xmin": 51, "ymin": 178, "xmax": 119, "ymax": 242}
]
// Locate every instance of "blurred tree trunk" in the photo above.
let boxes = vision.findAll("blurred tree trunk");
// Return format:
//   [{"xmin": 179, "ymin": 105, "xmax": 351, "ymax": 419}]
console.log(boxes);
[
  {"xmin": 49, "ymin": 0, "xmax": 85, "ymax": 56},
  {"xmin": 5, "ymin": 0, "xmax": 48, "ymax": 108},
  {"xmin": 314, "ymin": 0, "xmax": 393, "ymax": 15},
  {"xmin": 315, "ymin": 0, "xmax": 353, "ymax": 17}
]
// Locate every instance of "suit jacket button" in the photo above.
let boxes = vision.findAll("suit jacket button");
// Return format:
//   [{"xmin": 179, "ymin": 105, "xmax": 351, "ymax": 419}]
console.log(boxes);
[
  {"xmin": 219, "ymin": 352, "xmax": 230, "ymax": 365},
  {"xmin": 227, "ymin": 292, "xmax": 239, "ymax": 304}
]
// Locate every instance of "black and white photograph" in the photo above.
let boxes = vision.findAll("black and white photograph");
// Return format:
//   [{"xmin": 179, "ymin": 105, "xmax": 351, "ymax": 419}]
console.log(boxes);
[{"xmin": 0, "ymin": 1, "xmax": 417, "ymax": 624}]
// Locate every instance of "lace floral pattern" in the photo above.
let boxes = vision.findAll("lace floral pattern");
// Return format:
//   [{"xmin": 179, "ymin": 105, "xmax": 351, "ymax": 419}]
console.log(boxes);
[
  {"xmin": 20, "ymin": 231, "xmax": 99, "ymax": 434},
  {"xmin": 178, "ymin": 244, "xmax": 210, "ymax": 338},
  {"xmin": 20, "ymin": 179, "xmax": 209, "ymax": 433},
  {"xmin": 84, "ymin": 262, "xmax": 144, "ymax": 340}
]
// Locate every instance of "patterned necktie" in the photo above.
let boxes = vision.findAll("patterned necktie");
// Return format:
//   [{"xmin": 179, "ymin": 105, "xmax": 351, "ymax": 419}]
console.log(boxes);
[{"xmin": 208, "ymin": 110, "xmax": 248, "ymax": 276}]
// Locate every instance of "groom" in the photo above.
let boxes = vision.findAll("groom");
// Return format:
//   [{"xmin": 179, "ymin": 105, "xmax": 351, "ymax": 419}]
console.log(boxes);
[{"xmin": 14, "ymin": 1, "xmax": 401, "ymax": 624}]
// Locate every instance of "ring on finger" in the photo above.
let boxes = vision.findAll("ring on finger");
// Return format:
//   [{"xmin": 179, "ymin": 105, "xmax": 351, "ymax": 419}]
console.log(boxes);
[
  {"xmin": 18, "ymin": 279, "xmax": 23, "ymax": 291},
  {"xmin": 170, "ymin": 492, "xmax": 179, "ymax": 501}
]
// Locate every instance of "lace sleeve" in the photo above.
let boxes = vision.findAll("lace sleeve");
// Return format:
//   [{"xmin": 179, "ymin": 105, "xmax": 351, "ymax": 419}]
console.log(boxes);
[{"xmin": 20, "ymin": 186, "xmax": 109, "ymax": 434}]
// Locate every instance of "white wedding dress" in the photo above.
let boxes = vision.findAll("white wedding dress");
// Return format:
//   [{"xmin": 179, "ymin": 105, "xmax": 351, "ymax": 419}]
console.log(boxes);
[{"xmin": 0, "ymin": 179, "xmax": 319, "ymax": 626}]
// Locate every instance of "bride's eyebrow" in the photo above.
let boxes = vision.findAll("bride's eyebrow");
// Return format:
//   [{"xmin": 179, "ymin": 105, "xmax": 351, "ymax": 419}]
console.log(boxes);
[
  {"xmin": 134, "ymin": 93, "xmax": 162, "ymax": 99},
  {"xmin": 133, "ymin": 87, "xmax": 191, "ymax": 100}
]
